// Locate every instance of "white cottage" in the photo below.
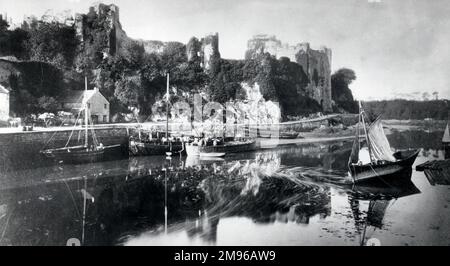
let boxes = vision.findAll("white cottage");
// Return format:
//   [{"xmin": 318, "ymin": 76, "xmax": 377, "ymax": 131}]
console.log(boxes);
[
  {"xmin": 61, "ymin": 88, "xmax": 110, "ymax": 123},
  {"xmin": 0, "ymin": 84, "xmax": 10, "ymax": 121}
]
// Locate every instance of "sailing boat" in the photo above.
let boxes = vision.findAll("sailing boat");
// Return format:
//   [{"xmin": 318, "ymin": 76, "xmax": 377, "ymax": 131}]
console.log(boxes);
[
  {"xmin": 347, "ymin": 102, "xmax": 419, "ymax": 183},
  {"xmin": 41, "ymin": 77, "xmax": 119, "ymax": 164},
  {"xmin": 129, "ymin": 73, "xmax": 184, "ymax": 156}
]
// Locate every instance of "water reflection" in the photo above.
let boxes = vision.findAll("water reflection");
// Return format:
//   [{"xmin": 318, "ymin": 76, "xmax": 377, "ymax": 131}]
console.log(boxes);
[
  {"xmin": 349, "ymin": 169, "xmax": 421, "ymax": 245},
  {"xmin": 0, "ymin": 131, "xmax": 449, "ymax": 246}
]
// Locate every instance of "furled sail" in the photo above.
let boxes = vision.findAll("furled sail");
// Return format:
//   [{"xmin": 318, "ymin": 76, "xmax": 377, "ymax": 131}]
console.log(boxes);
[
  {"xmin": 443, "ymin": 123, "xmax": 450, "ymax": 143},
  {"xmin": 367, "ymin": 118, "xmax": 396, "ymax": 162}
]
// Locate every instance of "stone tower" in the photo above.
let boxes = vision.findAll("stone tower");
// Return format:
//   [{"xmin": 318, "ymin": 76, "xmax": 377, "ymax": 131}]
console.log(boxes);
[
  {"xmin": 74, "ymin": 3, "xmax": 125, "ymax": 56},
  {"xmin": 246, "ymin": 35, "xmax": 333, "ymax": 112},
  {"xmin": 187, "ymin": 33, "xmax": 221, "ymax": 72}
]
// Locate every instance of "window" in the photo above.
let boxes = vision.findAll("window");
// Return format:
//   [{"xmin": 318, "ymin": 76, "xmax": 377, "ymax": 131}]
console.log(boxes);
[
  {"xmin": 104, "ymin": 104, "xmax": 107, "ymax": 109},
  {"xmin": 103, "ymin": 115, "xmax": 107, "ymax": 123}
]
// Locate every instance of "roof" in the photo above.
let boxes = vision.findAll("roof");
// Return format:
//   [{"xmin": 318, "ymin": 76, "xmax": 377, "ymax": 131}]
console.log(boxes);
[
  {"xmin": 0, "ymin": 84, "xmax": 9, "ymax": 94},
  {"xmin": 61, "ymin": 89, "xmax": 102, "ymax": 104}
]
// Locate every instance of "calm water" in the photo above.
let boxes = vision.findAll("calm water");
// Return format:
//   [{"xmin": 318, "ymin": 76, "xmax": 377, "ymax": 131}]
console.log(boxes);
[{"xmin": 0, "ymin": 130, "xmax": 449, "ymax": 246}]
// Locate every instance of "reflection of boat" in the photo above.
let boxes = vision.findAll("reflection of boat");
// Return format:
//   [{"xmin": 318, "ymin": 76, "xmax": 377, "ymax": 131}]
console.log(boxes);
[
  {"xmin": 200, "ymin": 152, "xmax": 226, "ymax": 157},
  {"xmin": 443, "ymin": 123, "xmax": 450, "ymax": 145},
  {"xmin": 347, "ymin": 102, "xmax": 419, "ymax": 183},
  {"xmin": 185, "ymin": 138, "xmax": 256, "ymax": 157},
  {"xmin": 443, "ymin": 123, "xmax": 450, "ymax": 158},
  {"xmin": 349, "ymin": 169, "xmax": 420, "ymax": 245},
  {"xmin": 40, "ymin": 77, "xmax": 121, "ymax": 164},
  {"xmin": 351, "ymin": 168, "xmax": 419, "ymax": 198}
]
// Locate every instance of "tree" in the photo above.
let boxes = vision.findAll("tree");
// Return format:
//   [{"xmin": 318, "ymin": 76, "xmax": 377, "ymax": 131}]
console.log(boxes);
[
  {"xmin": 432, "ymin": 91, "xmax": 438, "ymax": 100},
  {"xmin": 26, "ymin": 22, "xmax": 78, "ymax": 69},
  {"xmin": 0, "ymin": 18, "xmax": 8, "ymax": 32},
  {"xmin": 114, "ymin": 74, "xmax": 142, "ymax": 111},
  {"xmin": 331, "ymin": 68, "xmax": 358, "ymax": 113},
  {"xmin": 37, "ymin": 96, "xmax": 59, "ymax": 113}
]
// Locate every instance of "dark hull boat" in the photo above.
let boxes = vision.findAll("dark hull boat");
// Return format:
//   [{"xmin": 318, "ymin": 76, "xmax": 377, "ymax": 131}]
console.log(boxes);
[
  {"xmin": 41, "ymin": 145, "xmax": 104, "ymax": 164},
  {"xmin": 349, "ymin": 149, "xmax": 419, "ymax": 183},
  {"xmin": 348, "ymin": 102, "xmax": 419, "ymax": 183},
  {"xmin": 40, "ymin": 77, "xmax": 127, "ymax": 165},
  {"xmin": 41, "ymin": 144, "xmax": 124, "ymax": 164},
  {"xmin": 129, "ymin": 73, "xmax": 184, "ymax": 157},
  {"xmin": 279, "ymin": 132, "xmax": 300, "ymax": 139},
  {"xmin": 185, "ymin": 139, "xmax": 257, "ymax": 157},
  {"xmin": 130, "ymin": 141, "xmax": 184, "ymax": 156}
]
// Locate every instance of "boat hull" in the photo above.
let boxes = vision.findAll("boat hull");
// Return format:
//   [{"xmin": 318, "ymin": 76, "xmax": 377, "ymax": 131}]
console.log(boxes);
[
  {"xmin": 41, "ymin": 144, "xmax": 126, "ymax": 164},
  {"xmin": 130, "ymin": 141, "xmax": 184, "ymax": 156},
  {"xmin": 185, "ymin": 140, "xmax": 257, "ymax": 157},
  {"xmin": 349, "ymin": 149, "xmax": 420, "ymax": 183},
  {"xmin": 41, "ymin": 146, "xmax": 104, "ymax": 164}
]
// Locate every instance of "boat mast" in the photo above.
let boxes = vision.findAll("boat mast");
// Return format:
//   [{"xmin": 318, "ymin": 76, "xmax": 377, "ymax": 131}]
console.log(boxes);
[
  {"xmin": 359, "ymin": 101, "xmax": 373, "ymax": 162},
  {"xmin": 166, "ymin": 73, "xmax": 169, "ymax": 140},
  {"xmin": 84, "ymin": 76, "xmax": 88, "ymax": 148}
]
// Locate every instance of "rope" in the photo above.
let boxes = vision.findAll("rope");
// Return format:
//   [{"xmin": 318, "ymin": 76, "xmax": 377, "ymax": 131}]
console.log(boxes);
[
  {"xmin": 65, "ymin": 110, "xmax": 82, "ymax": 148},
  {"xmin": 42, "ymin": 93, "xmax": 85, "ymax": 149}
]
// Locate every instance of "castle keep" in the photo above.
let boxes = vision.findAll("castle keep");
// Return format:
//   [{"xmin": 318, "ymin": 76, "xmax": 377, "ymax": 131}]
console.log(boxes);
[
  {"xmin": 74, "ymin": 3, "xmax": 126, "ymax": 56},
  {"xmin": 246, "ymin": 35, "xmax": 333, "ymax": 112}
]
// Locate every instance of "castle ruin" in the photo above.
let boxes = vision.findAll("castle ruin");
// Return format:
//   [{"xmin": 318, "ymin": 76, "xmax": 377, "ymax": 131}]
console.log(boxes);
[
  {"xmin": 245, "ymin": 35, "xmax": 333, "ymax": 112},
  {"xmin": 186, "ymin": 33, "xmax": 221, "ymax": 72},
  {"xmin": 74, "ymin": 3, "xmax": 126, "ymax": 56}
]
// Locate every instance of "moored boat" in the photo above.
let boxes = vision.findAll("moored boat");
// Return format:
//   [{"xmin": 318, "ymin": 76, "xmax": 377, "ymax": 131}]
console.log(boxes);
[
  {"xmin": 279, "ymin": 132, "xmax": 300, "ymax": 139},
  {"xmin": 128, "ymin": 73, "xmax": 186, "ymax": 157},
  {"xmin": 347, "ymin": 102, "xmax": 419, "ymax": 183},
  {"xmin": 130, "ymin": 138, "xmax": 184, "ymax": 156},
  {"xmin": 40, "ymin": 77, "xmax": 124, "ymax": 164},
  {"xmin": 185, "ymin": 138, "xmax": 257, "ymax": 157}
]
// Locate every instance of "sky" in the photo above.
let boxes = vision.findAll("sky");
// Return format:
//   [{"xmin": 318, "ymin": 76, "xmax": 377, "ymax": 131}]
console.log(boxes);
[{"xmin": 1, "ymin": 0, "xmax": 450, "ymax": 100}]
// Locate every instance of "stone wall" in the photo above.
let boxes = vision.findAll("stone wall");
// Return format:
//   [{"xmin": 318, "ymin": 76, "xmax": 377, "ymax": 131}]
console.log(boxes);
[
  {"xmin": 246, "ymin": 35, "xmax": 333, "ymax": 112},
  {"xmin": 138, "ymin": 40, "xmax": 167, "ymax": 54}
]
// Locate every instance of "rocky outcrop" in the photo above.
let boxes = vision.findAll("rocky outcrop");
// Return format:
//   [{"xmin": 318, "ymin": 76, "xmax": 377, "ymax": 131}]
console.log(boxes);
[{"xmin": 246, "ymin": 35, "xmax": 333, "ymax": 112}]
